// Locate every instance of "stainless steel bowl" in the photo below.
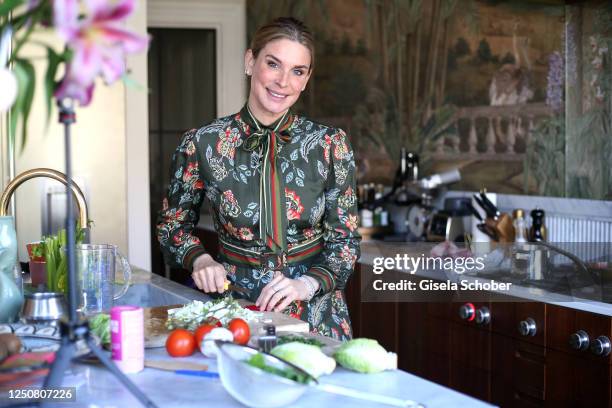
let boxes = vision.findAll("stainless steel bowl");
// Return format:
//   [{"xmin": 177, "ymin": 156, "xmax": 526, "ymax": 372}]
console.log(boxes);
[{"xmin": 21, "ymin": 292, "xmax": 66, "ymax": 323}]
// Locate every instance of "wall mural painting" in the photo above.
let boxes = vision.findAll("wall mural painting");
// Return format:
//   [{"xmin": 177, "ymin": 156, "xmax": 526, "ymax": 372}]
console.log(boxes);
[{"xmin": 247, "ymin": 0, "xmax": 611, "ymax": 199}]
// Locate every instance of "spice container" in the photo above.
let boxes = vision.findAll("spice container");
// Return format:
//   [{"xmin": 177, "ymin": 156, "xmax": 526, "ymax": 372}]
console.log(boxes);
[
  {"xmin": 513, "ymin": 209, "xmax": 527, "ymax": 243},
  {"xmin": 529, "ymin": 208, "xmax": 547, "ymax": 242},
  {"xmin": 111, "ymin": 306, "xmax": 144, "ymax": 373},
  {"xmin": 258, "ymin": 324, "xmax": 277, "ymax": 353}
]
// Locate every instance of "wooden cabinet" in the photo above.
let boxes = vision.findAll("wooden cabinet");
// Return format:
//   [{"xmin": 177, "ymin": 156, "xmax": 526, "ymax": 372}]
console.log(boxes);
[{"xmin": 346, "ymin": 264, "xmax": 612, "ymax": 407}]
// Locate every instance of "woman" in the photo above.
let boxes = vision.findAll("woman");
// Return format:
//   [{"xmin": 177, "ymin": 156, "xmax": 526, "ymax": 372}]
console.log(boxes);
[{"xmin": 157, "ymin": 17, "xmax": 361, "ymax": 341}]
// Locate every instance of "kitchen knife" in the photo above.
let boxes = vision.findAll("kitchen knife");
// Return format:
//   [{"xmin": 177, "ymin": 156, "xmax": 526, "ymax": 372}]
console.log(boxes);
[
  {"xmin": 467, "ymin": 202, "xmax": 483, "ymax": 221},
  {"xmin": 472, "ymin": 194, "xmax": 494, "ymax": 218},
  {"xmin": 145, "ymin": 360, "xmax": 209, "ymax": 372},
  {"xmin": 479, "ymin": 190, "xmax": 500, "ymax": 218},
  {"xmin": 224, "ymin": 281, "xmax": 249, "ymax": 295}
]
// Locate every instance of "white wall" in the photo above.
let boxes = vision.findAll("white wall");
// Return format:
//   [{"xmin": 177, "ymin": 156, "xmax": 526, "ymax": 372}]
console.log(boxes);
[
  {"xmin": 126, "ymin": 0, "xmax": 152, "ymax": 270},
  {"xmin": 2, "ymin": 0, "xmax": 245, "ymax": 268},
  {"xmin": 13, "ymin": 29, "xmax": 129, "ymax": 261}
]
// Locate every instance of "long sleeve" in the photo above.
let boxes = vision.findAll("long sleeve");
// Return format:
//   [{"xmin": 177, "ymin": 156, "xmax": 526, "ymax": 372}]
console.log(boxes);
[
  {"xmin": 305, "ymin": 128, "xmax": 361, "ymax": 293},
  {"xmin": 156, "ymin": 129, "xmax": 208, "ymax": 270}
]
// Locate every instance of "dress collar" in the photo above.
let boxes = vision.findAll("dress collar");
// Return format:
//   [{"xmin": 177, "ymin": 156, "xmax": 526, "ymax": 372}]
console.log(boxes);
[
  {"xmin": 239, "ymin": 104, "xmax": 293, "ymax": 133},
  {"xmin": 239, "ymin": 104, "xmax": 294, "ymax": 151}
]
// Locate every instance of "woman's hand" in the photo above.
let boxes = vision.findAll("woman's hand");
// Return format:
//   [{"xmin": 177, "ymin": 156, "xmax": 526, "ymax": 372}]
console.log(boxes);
[
  {"xmin": 192, "ymin": 254, "xmax": 227, "ymax": 293},
  {"xmin": 256, "ymin": 273, "xmax": 310, "ymax": 312}
]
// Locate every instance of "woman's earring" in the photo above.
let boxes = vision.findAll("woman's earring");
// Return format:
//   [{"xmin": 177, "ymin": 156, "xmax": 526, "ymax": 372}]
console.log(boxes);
[{"xmin": 245, "ymin": 69, "xmax": 251, "ymax": 76}]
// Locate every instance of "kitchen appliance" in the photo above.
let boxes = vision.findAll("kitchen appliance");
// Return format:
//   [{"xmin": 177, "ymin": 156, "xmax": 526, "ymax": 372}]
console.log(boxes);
[
  {"xmin": 401, "ymin": 169, "xmax": 462, "ymax": 240},
  {"xmin": 426, "ymin": 197, "xmax": 471, "ymax": 242},
  {"xmin": 393, "ymin": 148, "xmax": 419, "ymax": 189},
  {"xmin": 21, "ymin": 292, "xmax": 67, "ymax": 324}
]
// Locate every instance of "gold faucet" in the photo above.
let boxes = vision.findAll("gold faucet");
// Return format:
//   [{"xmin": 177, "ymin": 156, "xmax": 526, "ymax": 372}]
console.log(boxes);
[{"xmin": 0, "ymin": 168, "xmax": 89, "ymax": 227}]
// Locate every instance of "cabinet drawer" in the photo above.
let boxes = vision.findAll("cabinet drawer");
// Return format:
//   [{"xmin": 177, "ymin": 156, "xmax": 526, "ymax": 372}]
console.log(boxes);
[
  {"xmin": 449, "ymin": 362, "xmax": 490, "ymax": 402},
  {"xmin": 546, "ymin": 349, "xmax": 611, "ymax": 407},
  {"xmin": 490, "ymin": 302, "xmax": 546, "ymax": 346},
  {"xmin": 451, "ymin": 301, "xmax": 492, "ymax": 331},
  {"xmin": 547, "ymin": 305, "xmax": 612, "ymax": 364},
  {"xmin": 449, "ymin": 321, "xmax": 490, "ymax": 370},
  {"xmin": 515, "ymin": 302, "xmax": 546, "ymax": 346},
  {"xmin": 492, "ymin": 333, "xmax": 546, "ymax": 403}
]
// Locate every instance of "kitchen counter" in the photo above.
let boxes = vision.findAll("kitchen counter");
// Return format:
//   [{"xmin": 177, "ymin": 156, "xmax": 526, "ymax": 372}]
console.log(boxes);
[
  {"xmin": 359, "ymin": 240, "xmax": 612, "ymax": 317},
  {"xmin": 19, "ymin": 347, "xmax": 494, "ymax": 408},
  {"xmin": 198, "ymin": 214, "xmax": 612, "ymax": 316},
  {"xmin": 0, "ymin": 268, "xmax": 495, "ymax": 408}
]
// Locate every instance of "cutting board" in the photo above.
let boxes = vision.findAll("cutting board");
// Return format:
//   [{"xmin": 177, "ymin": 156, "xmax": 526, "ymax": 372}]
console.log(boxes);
[{"xmin": 144, "ymin": 302, "xmax": 309, "ymax": 348}]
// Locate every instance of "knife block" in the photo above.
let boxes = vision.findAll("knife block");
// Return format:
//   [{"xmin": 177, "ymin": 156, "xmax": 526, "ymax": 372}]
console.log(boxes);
[{"xmin": 485, "ymin": 213, "xmax": 514, "ymax": 243}]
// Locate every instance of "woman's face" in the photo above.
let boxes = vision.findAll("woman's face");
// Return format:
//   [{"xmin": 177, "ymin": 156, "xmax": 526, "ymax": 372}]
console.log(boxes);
[{"xmin": 245, "ymin": 38, "xmax": 312, "ymax": 125}]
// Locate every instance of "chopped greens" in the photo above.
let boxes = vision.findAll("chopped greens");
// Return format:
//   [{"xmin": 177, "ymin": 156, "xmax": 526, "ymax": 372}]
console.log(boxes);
[
  {"xmin": 166, "ymin": 298, "xmax": 259, "ymax": 331},
  {"xmin": 277, "ymin": 335, "xmax": 324, "ymax": 348},
  {"xmin": 89, "ymin": 313, "xmax": 111, "ymax": 345},
  {"xmin": 245, "ymin": 353, "xmax": 312, "ymax": 385}
]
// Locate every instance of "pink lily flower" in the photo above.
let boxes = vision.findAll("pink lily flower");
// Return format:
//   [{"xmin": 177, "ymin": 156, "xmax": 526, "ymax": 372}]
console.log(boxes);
[{"xmin": 53, "ymin": 0, "xmax": 149, "ymax": 105}]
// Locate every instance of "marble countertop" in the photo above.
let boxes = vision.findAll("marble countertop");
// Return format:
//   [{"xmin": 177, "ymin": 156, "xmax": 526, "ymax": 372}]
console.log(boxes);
[{"xmin": 8, "ymin": 348, "xmax": 494, "ymax": 408}]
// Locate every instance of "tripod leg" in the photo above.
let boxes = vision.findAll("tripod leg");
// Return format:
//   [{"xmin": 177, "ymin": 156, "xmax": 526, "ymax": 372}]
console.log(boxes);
[
  {"xmin": 85, "ymin": 338, "xmax": 158, "ymax": 408},
  {"xmin": 43, "ymin": 338, "xmax": 76, "ymax": 387},
  {"xmin": 39, "ymin": 336, "xmax": 77, "ymax": 407}
]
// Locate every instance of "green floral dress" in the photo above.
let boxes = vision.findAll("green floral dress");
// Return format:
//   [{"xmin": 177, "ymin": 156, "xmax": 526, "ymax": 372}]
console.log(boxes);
[{"xmin": 157, "ymin": 105, "xmax": 361, "ymax": 341}]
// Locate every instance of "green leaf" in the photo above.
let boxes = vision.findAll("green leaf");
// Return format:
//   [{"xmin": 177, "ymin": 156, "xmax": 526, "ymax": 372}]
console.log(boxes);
[
  {"xmin": 0, "ymin": 0, "xmax": 25, "ymax": 17},
  {"xmin": 16, "ymin": 58, "xmax": 35, "ymax": 153},
  {"xmin": 9, "ymin": 60, "xmax": 30, "ymax": 150},
  {"xmin": 44, "ymin": 46, "xmax": 62, "ymax": 131}
]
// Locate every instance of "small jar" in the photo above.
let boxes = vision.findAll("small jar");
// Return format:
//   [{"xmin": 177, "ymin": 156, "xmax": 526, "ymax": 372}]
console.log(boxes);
[{"xmin": 258, "ymin": 324, "xmax": 277, "ymax": 353}]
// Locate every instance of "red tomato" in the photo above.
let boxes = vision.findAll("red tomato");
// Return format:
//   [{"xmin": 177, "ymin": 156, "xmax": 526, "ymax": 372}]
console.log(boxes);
[
  {"xmin": 165, "ymin": 329, "xmax": 196, "ymax": 357},
  {"xmin": 194, "ymin": 324, "xmax": 216, "ymax": 349},
  {"xmin": 228, "ymin": 318, "xmax": 250, "ymax": 345},
  {"xmin": 206, "ymin": 317, "xmax": 223, "ymax": 327}
]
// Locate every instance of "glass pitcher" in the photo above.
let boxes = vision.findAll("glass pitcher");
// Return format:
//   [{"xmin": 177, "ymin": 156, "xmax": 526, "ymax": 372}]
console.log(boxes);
[{"xmin": 75, "ymin": 244, "xmax": 131, "ymax": 315}]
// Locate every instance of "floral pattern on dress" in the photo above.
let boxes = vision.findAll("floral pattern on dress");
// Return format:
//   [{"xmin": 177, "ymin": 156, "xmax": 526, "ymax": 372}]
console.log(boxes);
[
  {"xmin": 285, "ymin": 188, "xmax": 304, "ymax": 220},
  {"xmin": 220, "ymin": 190, "xmax": 241, "ymax": 218},
  {"xmin": 216, "ymin": 127, "xmax": 242, "ymax": 160},
  {"xmin": 157, "ymin": 107, "xmax": 361, "ymax": 341}
]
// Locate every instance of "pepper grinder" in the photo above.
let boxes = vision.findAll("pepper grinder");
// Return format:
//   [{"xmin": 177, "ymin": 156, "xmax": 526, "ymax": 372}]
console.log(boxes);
[{"xmin": 529, "ymin": 208, "xmax": 547, "ymax": 242}]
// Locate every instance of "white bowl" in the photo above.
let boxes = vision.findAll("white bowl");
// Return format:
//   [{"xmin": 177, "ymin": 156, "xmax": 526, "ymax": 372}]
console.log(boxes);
[{"xmin": 215, "ymin": 341, "xmax": 316, "ymax": 408}]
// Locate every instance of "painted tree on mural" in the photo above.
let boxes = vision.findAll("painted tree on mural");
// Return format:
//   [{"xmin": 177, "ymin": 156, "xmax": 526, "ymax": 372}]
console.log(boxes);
[
  {"xmin": 351, "ymin": 0, "xmax": 478, "ymax": 174},
  {"xmin": 246, "ymin": 0, "xmax": 610, "ymax": 199}
]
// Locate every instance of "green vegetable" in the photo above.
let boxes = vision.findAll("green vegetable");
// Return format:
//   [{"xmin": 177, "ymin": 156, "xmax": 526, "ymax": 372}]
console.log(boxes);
[
  {"xmin": 333, "ymin": 338, "xmax": 397, "ymax": 374},
  {"xmin": 89, "ymin": 313, "xmax": 111, "ymax": 345},
  {"xmin": 41, "ymin": 225, "xmax": 86, "ymax": 293},
  {"xmin": 245, "ymin": 353, "xmax": 312, "ymax": 384},
  {"xmin": 166, "ymin": 298, "xmax": 256, "ymax": 330},
  {"xmin": 277, "ymin": 335, "xmax": 324, "ymax": 347},
  {"xmin": 270, "ymin": 342, "xmax": 336, "ymax": 378}
]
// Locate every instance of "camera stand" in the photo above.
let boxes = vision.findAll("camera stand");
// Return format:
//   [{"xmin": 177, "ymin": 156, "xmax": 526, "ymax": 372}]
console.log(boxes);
[{"xmin": 38, "ymin": 99, "xmax": 157, "ymax": 407}]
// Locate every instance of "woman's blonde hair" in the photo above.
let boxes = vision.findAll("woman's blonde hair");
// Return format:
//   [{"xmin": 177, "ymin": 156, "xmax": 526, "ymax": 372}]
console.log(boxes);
[{"xmin": 250, "ymin": 17, "xmax": 315, "ymax": 71}]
